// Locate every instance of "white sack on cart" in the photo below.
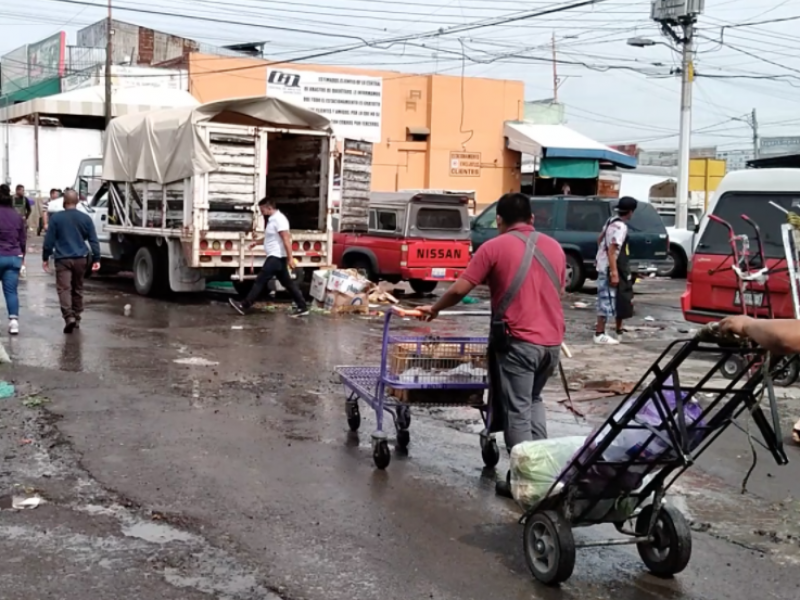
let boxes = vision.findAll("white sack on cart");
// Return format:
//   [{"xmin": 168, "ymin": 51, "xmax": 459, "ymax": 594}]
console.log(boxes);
[
  {"xmin": 398, "ymin": 364, "xmax": 487, "ymax": 384},
  {"xmin": 510, "ymin": 436, "xmax": 586, "ymax": 510}
]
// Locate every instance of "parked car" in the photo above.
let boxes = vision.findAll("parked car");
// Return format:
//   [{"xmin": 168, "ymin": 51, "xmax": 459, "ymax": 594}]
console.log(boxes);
[
  {"xmin": 683, "ymin": 169, "xmax": 798, "ymax": 324},
  {"xmin": 471, "ymin": 195, "xmax": 669, "ymax": 292},
  {"xmin": 333, "ymin": 192, "xmax": 472, "ymax": 294},
  {"xmin": 657, "ymin": 210, "xmax": 701, "ymax": 279}
]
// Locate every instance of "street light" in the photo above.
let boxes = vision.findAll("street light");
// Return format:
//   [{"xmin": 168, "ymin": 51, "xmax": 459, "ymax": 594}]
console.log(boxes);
[{"xmin": 627, "ymin": 34, "xmax": 694, "ymax": 231}]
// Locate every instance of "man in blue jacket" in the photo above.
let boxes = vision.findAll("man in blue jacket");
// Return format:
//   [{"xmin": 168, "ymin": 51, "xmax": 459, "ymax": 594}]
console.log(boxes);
[{"xmin": 42, "ymin": 190, "xmax": 101, "ymax": 333}]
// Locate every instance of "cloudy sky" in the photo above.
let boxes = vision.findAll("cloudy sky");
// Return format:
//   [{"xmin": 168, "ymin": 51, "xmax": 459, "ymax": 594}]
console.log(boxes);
[{"xmin": 3, "ymin": 0, "xmax": 799, "ymax": 151}]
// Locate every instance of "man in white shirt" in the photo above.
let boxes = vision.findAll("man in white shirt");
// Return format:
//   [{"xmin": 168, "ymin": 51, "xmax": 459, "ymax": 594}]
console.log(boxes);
[{"xmin": 229, "ymin": 198, "xmax": 309, "ymax": 317}]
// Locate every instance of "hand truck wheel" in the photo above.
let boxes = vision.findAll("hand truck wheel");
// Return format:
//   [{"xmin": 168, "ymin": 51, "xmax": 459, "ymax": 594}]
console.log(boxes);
[
  {"xmin": 523, "ymin": 510, "xmax": 576, "ymax": 586},
  {"xmin": 373, "ymin": 439, "xmax": 391, "ymax": 470},
  {"xmin": 346, "ymin": 401, "xmax": 361, "ymax": 432},
  {"xmin": 721, "ymin": 355, "xmax": 745, "ymax": 380},
  {"xmin": 635, "ymin": 504, "xmax": 692, "ymax": 577},
  {"xmin": 480, "ymin": 436, "xmax": 500, "ymax": 468},
  {"xmin": 772, "ymin": 357, "xmax": 799, "ymax": 388}
]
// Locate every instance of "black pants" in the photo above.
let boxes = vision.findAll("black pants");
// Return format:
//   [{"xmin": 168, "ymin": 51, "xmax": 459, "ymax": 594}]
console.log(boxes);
[{"xmin": 243, "ymin": 256, "xmax": 307, "ymax": 310}]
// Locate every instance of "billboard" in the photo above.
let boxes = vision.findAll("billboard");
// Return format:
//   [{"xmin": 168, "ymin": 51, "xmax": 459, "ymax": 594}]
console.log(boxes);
[
  {"xmin": 27, "ymin": 32, "xmax": 66, "ymax": 86},
  {"xmin": 1, "ymin": 45, "xmax": 29, "ymax": 94},
  {"xmin": 266, "ymin": 68, "xmax": 382, "ymax": 143},
  {"xmin": 62, "ymin": 65, "xmax": 187, "ymax": 92},
  {"xmin": 759, "ymin": 136, "xmax": 800, "ymax": 157}
]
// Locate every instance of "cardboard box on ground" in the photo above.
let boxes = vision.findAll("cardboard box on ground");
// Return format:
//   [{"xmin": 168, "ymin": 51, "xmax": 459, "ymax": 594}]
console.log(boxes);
[{"xmin": 310, "ymin": 268, "xmax": 398, "ymax": 315}]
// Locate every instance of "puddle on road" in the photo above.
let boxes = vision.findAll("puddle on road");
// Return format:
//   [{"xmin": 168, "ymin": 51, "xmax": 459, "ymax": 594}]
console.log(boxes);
[{"xmin": 122, "ymin": 521, "xmax": 196, "ymax": 544}]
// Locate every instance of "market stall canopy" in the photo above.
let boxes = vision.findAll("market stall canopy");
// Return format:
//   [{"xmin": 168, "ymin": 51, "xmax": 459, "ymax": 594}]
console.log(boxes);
[
  {"xmin": 0, "ymin": 86, "xmax": 199, "ymax": 122},
  {"xmin": 102, "ymin": 96, "xmax": 333, "ymax": 184},
  {"xmin": 504, "ymin": 121, "xmax": 638, "ymax": 171}
]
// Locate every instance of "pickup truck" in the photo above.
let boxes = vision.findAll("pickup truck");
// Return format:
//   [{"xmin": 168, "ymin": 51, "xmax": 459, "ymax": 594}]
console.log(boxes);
[
  {"xmin": 472, "ymin": 195, "xmax": 669, "ymax": 292},
  {"xmin": 332, "ymin": 192, "xmax": 472, "ymax": 294}
]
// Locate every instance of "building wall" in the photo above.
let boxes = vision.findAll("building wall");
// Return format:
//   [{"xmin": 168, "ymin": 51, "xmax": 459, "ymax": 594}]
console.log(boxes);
[{"xmin": 188, "ymin": 54, "xmax": 523, "ymax": 206}]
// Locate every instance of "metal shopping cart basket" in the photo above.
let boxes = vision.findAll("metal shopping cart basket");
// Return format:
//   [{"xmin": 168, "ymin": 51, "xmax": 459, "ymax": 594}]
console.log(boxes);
[
  {"xmin": 520, "ymin": 326, "xmax": 790, "ymax": 586},
  {"xmin": 335, "ymin": 307, "xmax": 498, "ymax": 470}
]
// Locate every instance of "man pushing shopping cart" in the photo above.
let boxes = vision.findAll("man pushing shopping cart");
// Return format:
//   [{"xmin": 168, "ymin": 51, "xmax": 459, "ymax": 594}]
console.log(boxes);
[{"xmin": 418, "ymin": 193, "xmax": 567, "ymax": 497}]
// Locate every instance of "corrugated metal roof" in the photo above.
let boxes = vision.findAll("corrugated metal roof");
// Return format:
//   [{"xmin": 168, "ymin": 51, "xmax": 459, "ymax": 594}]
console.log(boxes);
[{"xmin": 504, "ymin": 121, "xmax": 637, "ymax": 169}]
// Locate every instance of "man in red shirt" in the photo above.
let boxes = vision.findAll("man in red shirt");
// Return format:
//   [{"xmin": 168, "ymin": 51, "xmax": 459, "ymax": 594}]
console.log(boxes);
[{"xmin": 419, "ymin": 193, "xmax": 566, "ymax": 497}]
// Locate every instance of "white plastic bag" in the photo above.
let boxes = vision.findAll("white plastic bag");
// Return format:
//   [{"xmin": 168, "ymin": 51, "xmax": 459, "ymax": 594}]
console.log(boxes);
[{"xmin": 510, "ymin": 436, "xmax": 586, "ymax": 510}]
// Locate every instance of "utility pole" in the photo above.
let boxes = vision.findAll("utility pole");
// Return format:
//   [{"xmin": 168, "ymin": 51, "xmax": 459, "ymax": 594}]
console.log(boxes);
[
  {"xmin": 104, "ymin": 0, "xmax": 113, "ymax": 128},
  {"xmin": 751, "ymin": 108, "xmax": 759, "ymax": 159},
  {"xmin": 651, "ymin": 0, "xmax": 704, "ymax": 231},
  {"xmin": 551, "ymin": 32, "xmax": 558, "ymax": 101}
]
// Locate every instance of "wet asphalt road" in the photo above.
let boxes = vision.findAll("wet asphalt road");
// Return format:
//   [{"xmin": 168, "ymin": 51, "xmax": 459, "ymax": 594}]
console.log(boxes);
[{"xmin": 1, "ymin": 262, "xmax": 798, "ymax": 600}]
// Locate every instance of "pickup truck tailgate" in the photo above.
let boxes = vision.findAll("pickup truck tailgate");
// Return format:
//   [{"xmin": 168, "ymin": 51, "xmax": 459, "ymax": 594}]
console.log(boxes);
[{"xmin": 405, "ymin": 240, "xmax": 471, "ymax": 267}]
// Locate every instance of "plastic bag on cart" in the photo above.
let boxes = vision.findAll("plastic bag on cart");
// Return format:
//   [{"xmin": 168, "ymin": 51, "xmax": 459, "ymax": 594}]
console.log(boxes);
[
  {"xmin": 561, "ymin": 376, "xmax": 706, "ymax": 494},
  {"xmin": 510, "ymin": 436, "xmax": 586, "ymax": 510}
]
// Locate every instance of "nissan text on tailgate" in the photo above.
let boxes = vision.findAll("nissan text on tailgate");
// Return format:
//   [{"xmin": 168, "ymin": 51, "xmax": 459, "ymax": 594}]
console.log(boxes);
[{"xmin": 333, "ymin": 192, "xmax": 472, "ymax": 294}]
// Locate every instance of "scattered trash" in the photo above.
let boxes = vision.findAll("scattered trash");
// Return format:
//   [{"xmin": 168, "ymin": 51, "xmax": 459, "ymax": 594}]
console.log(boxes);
[
  {"xmin": 368, "ymin": 289, "xmax": 399, "ymax": 305},
  {"xmin": 173, "ymin": 357, "xmax": 219, "ymax": 366},
  {"xmin": 19, "ymin": 439, "xmax": 32, "ymax": 445},
  {"xmin": 644, "ymin": 316, "xmax": 655, "ymax": 322},
  {"xmin": 649, "ymin": 273, "xmax": 656, "ymax": 278},
  {"xmin": 124, "ymin": 304, "xmax": 132, "ymax": 316},
  {"xmin": 461, "ymin": 296, "xmax": 481, "ymax": 305},
  {"xmin": 22, "ymin": 395, "xmax": 49, "ymax": 408},
  {"xmin": 12, "ymin": 496, "xmax": 43, "ymax": 510},
  {"xmin": 572, "ymin": 301, "xmax": 590, "ymax": 309},
  {"xmin": 231, "ymin": 325, "xmax": 244, "ymax": 330},
  {"xmin": 584, "ymin": 380, "xmax": 636, "ymax": 395},
  {"xmin": 0, "ymin": 381, "xmax": 14, "ymax": 398}
]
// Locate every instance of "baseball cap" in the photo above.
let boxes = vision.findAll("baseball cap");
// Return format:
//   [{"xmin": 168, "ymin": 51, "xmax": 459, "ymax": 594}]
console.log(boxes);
[{"xmin": 616, "ymin": 196, "xmax": 638, "ymax": 213}]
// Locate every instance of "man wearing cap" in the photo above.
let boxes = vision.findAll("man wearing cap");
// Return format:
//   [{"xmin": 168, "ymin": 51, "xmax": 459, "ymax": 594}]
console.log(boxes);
[{"xmin": 594, "ymin": 196, "xmax": 637, "ymax": 345}]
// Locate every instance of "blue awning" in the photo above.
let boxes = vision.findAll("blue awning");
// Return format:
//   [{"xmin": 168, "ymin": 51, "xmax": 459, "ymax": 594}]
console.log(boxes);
[{"xmin": 504, "ymin": 121, "xmax": 637, "ymax": 169}]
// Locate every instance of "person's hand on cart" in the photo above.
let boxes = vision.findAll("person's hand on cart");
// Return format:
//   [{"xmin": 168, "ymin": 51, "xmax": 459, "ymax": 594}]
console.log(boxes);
[
  {"xmin": 416, "ymin": 305, "xmax": 439, "ymax": 321},
  {"xmin": 719, "ymin": 314, "xmax": 800, "ymax": 354},
  {"xmin": 718, "ymin": 315, "xmax": 756, "ymax": 338}
]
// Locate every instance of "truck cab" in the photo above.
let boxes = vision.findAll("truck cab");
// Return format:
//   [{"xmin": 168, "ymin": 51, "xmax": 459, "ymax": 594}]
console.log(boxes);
[{"xmin": 333, "ymin": 192, "xmax": 472, "ymax": 294}]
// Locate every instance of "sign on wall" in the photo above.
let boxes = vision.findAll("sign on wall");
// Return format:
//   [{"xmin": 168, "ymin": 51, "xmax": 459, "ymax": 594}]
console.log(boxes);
[
  {"xmin": 450, "ymin": 151, "xmax": 481, "ymax": 177},
  {"xmin": 266, "ymin": 68, "xmax": 382, "ymax": 143},
  {"xmin": 62, "ymin": 65, "xmax": 187, "ymax": 92}
]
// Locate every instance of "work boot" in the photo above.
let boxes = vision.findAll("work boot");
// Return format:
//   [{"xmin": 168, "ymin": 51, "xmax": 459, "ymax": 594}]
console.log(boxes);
[
  {"xmin": 63, "ymin": 320, "xmax": 77, "ymax": 334},
  {"xmin": 495, "ymin": 470, "xmax": 513, "ymax": 499}
]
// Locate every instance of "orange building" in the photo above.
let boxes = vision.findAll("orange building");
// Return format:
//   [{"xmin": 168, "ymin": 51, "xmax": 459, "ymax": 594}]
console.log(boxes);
[{"xmin": 188, "ymin": 53, "xmax": 524, "ymax": 207}]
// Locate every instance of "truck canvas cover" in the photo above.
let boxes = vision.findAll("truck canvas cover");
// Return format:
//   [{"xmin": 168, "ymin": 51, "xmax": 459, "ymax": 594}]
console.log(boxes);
[{"xmin": 102, "ymin": 96, "xmax": 332, "ymax": 184}]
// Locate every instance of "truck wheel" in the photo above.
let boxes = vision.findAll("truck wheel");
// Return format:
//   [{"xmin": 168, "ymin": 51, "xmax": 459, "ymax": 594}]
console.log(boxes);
[
  {"xmin": 410, "ymin": 280, "xmax": 438, "ymax": 295},
  {"xmin": 564, "ymin": 254, "xmax": 585, "ymax": 293},
  {"xmin": 133, "ymin": 246, "xmax": 166, "ymax": 296},
  {"xmin": 660, "ymin": 246, "xmax": 687, "ymax": 279},
  {"xmin": 347, "ymin": 257, "xmax": 377, "ymax": 283}
]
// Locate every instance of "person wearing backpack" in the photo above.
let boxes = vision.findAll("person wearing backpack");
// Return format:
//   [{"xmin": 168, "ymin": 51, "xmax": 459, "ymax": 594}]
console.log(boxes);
[
  {"xmin": 418, "ymin": 193, "xmax": 566, "ymax": 497},
  {"xmin": 594, "ymin": 196, "xmax": 637, "ymax": 345}
]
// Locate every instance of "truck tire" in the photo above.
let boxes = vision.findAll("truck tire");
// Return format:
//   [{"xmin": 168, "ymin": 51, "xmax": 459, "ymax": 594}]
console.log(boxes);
[
  {"xmin": 665, "ymin": 245, "xmax": 688, "ymax": 279},
  {"xmin": 133, "ymin": 246, "xmax": 167, "ymax": 296},
  {"xmin": 347, "ymin": 257, "xmax": 377, "ymax": 283},
  {"xmin": 410, "ymin": 280, "xmax": 438, "ymax": 295},
  {"xmin": 565, "ymin": 253, "xmax": 586, "ymax": 293}
]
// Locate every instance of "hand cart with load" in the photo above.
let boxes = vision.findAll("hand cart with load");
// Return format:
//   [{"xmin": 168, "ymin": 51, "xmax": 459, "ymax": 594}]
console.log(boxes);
[
  {"xmin": 335, "ymin": 307, "xmax": 500, "ymax": 470},
  {"xmin": 518, "ymin": 325, "xmax": 790, "ymax": 585}
]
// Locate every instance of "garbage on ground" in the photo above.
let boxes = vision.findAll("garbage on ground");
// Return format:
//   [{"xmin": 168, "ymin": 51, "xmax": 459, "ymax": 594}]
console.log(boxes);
[
  {"xmin": 11, "ymin": 496, "xmax": 43, "ymax": 510},
  {"xmin": 644, "ymin": 316, "xmax": 655, "ymax": 322},
  {"xmin": 0, "ymin": 381, "xmax": 15, "ymax": 399},
  {"xmin": 311, "ymin": 268, "xmax": 399, "ymax": 315},
  {"xmin": 572, "ymin": 301, "xmax": 590, "ymax": 309},
  {"xmin": 124, "ymin": 304, "xmax": 132, "ymax": 316},
  {"xmin": 369, "ymin": 289, "xmax": 399, "ymax": 305},
  {"xmin": 583, "ymin": 379, "xmax": 636, "ymax": 395},
  {"xmin": 461, "ymin": 296, "xmax": 481, "ymax": 305}
]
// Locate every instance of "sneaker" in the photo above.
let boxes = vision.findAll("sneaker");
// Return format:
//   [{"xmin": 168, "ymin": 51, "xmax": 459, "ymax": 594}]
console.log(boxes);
[
  {"xmin": 291, "ymin": 307, "xmax": 310, "ymax": 318},
  {"xmin": 8, "ymin": 319, "xmax": 19, "ymax": 336},
  {"xmin": 229, "ymin": 298, "xmax": 248, "ymax": 316},
  {"xmin": 594, "ymin": 333, "xmax": 620, "ymax": 345},
  {"xmin": 64, "ymin": 320, "xmax": 77, "ymax": 334}
]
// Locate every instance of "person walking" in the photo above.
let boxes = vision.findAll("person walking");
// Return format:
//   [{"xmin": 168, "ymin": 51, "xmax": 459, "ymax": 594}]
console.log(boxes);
[
  {"xmin": 42, "ymin": 190, "xmax": 101, "ymax": 333},
  {"xmin": 229, "ymin": 197, "xmax": 309, "ymax": 317},
  {"xmin": 12, "ymin": 184, "xmax": 33, "ymax": 224},
  {"xmin": 594, "ymin": 196, "xmax": 637, "ymax": 345},
  {"xmin": 39, "ymin": 188, "xmax": 61, "ymax": 235},
  {"xmin": 0, "ymin": 184, "xmax": 26, "ymax": 335},
  {"xmin": 418, "ymin": 193, "xmax": 566, "ymax": 497}
]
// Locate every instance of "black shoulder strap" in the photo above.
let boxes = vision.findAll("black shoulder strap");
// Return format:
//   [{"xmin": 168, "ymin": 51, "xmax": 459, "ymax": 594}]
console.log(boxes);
[{"xmin": 495, "ymin": 231, "xmax": 539, "ymax": 320}]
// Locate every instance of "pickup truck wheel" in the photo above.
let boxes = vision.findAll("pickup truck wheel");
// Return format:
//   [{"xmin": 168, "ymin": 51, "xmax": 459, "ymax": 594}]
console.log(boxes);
[
  {"xmin": 564, "ymin": 254, "xmax": 586, "ymax": 293},
  {"xmin": 133, "ymin": 246, "xmax": 167, "ymax": 296},
  {"xmin": 347, "ymin": 257, "xmax": 377, "ymax": 283},
  {"xmin": 410, "ymin": 280, "xmax": 438, "ymax": 295},
  {"xmin": 664, "ymin": 246, "xmax": 687, "ymax": 279}
]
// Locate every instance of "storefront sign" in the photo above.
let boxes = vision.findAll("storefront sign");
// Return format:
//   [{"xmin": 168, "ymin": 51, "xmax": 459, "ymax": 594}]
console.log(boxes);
[
  {"xmin": 450, "ymin": 151, "xmax": 481, "ymax": 177},
  {"xmin": 62, "ymin": 65, "xmax": 187, "ymax": 92},
  {"xmin": 266, "ymin": 68, "xmax": 382, "ymax": 143}
]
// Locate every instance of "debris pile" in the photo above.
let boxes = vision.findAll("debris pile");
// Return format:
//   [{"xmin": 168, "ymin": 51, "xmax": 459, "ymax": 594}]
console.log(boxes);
[{"xmin": 310, "ymin": 268, "xmax": 400, "ymax": 315}]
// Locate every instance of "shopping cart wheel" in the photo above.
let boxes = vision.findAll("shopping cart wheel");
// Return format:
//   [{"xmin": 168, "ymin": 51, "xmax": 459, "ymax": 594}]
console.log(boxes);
[
  {"xmin": 396, "ymin": 430, "xmax": 410, "ymax": 450},
  {"xmin": 396, "ymin": 406, "xmax": 411, "ymax": 430},
  {"xmin": 480, "ymin": 437, "xmax": 500, "ymax": 468},
  {"xmin": 346, "ymin": 401, "xmax": 361, "ymax": 432},
  {"xmin": 373, "ymin": 439, "xmax": 391, "ymax": 470},
  {"xmin": 523, "ymin": 510, "xmax": 575, "ymax": 586},
  {"xmin": 635, "ymin": 504, "xmax": 692, "ymax": 578},
  {"xmin": 721, "ymin": 355, "xmax": 745, "ymax": 380}
]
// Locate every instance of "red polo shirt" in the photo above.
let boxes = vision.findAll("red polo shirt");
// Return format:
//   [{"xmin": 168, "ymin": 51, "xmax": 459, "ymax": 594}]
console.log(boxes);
[{"xmin": 463, "ymin": 224, "xmax": 565, "ymax": 346}]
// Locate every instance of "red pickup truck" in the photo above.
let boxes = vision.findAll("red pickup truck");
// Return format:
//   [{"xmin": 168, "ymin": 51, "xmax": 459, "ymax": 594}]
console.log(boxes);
[{"xmin": 333, "ymin": 192, "xmax": 472, "ymax": 294}]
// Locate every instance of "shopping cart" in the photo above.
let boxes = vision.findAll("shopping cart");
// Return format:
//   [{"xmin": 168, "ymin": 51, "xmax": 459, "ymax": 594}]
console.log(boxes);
[
  {"xmin": 520, "ymin": 325, "xmax": 789, "ymax": 586},
  {"xmin": 335, "ymin": 307, "xmax": 498, "ymax": 470}
]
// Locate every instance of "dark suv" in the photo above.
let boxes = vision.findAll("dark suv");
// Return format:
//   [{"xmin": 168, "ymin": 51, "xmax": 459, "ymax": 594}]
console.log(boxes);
[{"xmin": 471, "ymin": 196, "xmax": 669, "ymax": 292}]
